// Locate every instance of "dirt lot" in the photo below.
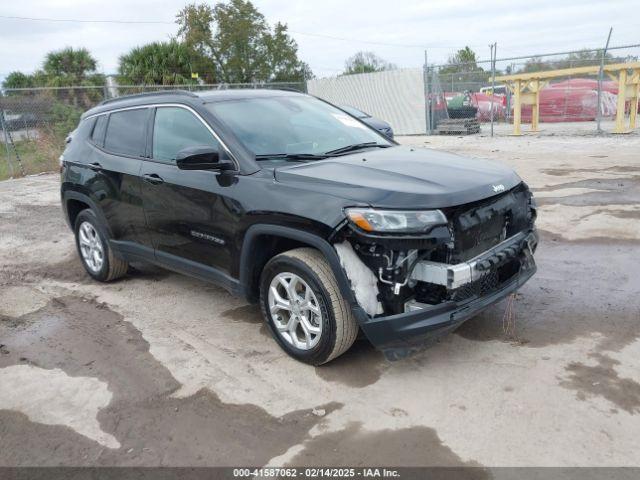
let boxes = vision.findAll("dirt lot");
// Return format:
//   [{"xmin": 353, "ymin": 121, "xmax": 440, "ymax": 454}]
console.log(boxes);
[{"xmin": 1, "ymin": 133, "xmax": 639, "ymax": 468}]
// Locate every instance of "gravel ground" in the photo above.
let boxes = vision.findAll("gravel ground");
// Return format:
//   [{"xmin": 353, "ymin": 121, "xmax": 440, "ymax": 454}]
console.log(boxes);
[{"xmin": 0, "ymin": 133, "xmax": 639, "ymax": 468}]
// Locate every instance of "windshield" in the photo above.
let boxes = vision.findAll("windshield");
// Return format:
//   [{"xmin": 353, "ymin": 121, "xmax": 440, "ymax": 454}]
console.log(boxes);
[
  {"xmin": 340, "ymin": 105, "xmax": 369, "ymax": 118},
  {"xmin": 206, "ymin": 95, "xmax": 391, "ymax": 160}
]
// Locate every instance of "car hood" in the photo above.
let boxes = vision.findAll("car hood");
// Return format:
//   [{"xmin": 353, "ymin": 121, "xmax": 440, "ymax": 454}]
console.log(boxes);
[{"xmin": 273, "ymin": 146, "xmax": 522, "ymax": 209}]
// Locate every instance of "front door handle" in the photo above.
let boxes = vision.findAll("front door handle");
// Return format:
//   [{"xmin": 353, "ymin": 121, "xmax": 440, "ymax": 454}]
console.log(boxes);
[
  {"xmin": 88, "ymin": 162, "xmax": 103, "ymax": 171},
  {"xmin": 143, "ymin": 173, "xmax": 164, "ymax": 185}
]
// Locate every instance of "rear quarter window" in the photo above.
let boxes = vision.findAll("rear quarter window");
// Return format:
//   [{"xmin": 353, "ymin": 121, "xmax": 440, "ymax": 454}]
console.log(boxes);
[
  {"xmin": 91, "ymin": 115, "xmax": 107, "ymax": 146},
  {"xmin": 104, "ymin": 108, "xmax": 148, "ymax": 157}
]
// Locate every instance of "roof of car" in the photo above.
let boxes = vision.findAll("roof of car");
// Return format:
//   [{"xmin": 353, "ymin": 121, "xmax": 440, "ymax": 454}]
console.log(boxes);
[
  {"xmin": 198, "ymin": 88, "xmax": 305, "ymax": 102},
  {"xmin": 82, "ymin": 88, "xmax": 305, "ymax": 118}
]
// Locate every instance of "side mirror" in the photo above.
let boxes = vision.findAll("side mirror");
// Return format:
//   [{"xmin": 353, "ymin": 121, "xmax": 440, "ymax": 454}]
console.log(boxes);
[{"xmin": 175, "ymin": 146, "xmax": 234, "ymax": 171}]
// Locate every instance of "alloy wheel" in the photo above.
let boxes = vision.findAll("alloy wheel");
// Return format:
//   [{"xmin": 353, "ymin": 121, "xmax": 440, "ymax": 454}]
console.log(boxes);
[
  {"xmin": 268, "ymin": 272, "xmax": 323, "ymax": 350},
  {"xmin": 78, "ymin": 221, "xmax": 104, "ymax": 273}
]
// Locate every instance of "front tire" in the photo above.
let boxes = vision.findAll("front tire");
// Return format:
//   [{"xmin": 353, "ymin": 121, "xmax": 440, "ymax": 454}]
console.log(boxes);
[
  {"xmin": 260, "ymin": 248, "xmax": 358, "ymax": 365},
  {"xmin": 74, "ymin": 209, "xmax": 128, "ymax": 282}
]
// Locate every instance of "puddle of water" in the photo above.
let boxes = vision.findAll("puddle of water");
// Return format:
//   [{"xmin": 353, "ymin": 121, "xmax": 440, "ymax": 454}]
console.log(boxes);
[
  {"xmin": 560, "ymin": 353, "xmax": 640, "ymax": 414},
  {"xmin": 286, "ymin": 421, "xmax": 488, "ymax": 472},
  {"xmin": 0, "ymin": 296, "xmax": 343, "ymax": 466},
  {"xmin": 315, "ymin": 339, "xmax": 386, "ymax": 388},
  {"xmin": 221, "ymin": 304, "xmax": 263, "ymax": 324}
]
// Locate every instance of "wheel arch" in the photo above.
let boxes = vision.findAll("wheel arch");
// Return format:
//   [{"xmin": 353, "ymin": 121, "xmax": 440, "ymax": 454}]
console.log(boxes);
[
  {"xmin": 66, "ymin": 198, "xmax": 89, "ymax": 229},
  {"xmin": 62, "ymin": 190, "xmax": 114, "ymax": 239},
  {"xmin": 239, "ymin": 225, "xmax": 361, "ymax": 315}
]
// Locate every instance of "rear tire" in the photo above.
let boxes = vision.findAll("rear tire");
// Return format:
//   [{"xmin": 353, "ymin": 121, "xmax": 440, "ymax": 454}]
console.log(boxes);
[
  {"xmin": 260, "ymin": 247, "xmax": 358, "ymax": 365},
  {"xmin": 74, "ymin": 209, "xmax": 128, "ymax": 282}
]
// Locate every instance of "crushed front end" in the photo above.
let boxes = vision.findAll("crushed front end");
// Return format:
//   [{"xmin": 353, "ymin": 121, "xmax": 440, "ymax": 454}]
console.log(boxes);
[{"xmin": 333, "ymin": 182, "xmax": 538, "ymax": 360}]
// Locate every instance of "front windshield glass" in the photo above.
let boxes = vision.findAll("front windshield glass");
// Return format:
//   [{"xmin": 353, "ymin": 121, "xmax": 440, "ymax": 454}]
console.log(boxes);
[
  {"xmin": 205, "ymin": 95, "xmax": 391, "ymax": 159},
  {"xmin": 340, "ymin": 105, "xmax": 369, "ymax": 118}
]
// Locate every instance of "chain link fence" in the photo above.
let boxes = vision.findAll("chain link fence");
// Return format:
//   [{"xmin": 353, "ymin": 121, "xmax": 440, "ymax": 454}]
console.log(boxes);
[
  {"xmin": 0, "ymin": 81, "xmax": 304, "ymax": 180},
  {"xmin": 306, "ymin": 44, "xmax": 639, "ymax": 137},
  {"xmin": 2, "ymin": 43, "xmax": 640, "ymax": 180},
  {"xmin": 426, "ymin": 43, "xmax": 640, "ymax": 135}
]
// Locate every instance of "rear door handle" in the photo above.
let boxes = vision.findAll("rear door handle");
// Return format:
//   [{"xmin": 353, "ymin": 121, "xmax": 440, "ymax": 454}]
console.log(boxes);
[
  {"xmin": 88, "ymin": 162, "xmax": 103, "ymax": 171},
  {"xmin": 143, "ymin": 173, "xmax": 164, "ymax": 185}
]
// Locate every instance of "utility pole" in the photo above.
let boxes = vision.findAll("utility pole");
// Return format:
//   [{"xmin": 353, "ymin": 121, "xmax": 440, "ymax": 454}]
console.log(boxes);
[
  {"xmin": 597, "ymin": 27, "xmax": 613, "ymax": 133},
  {"xmin": 489, "ymin": 42, "xmax": 497, "ymax": 137}
]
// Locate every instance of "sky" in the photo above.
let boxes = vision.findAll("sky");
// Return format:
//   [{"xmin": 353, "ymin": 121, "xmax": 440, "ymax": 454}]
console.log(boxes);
[{"xmin": 0, "ymin": 0, "xmax": 638, "ymax": 82}]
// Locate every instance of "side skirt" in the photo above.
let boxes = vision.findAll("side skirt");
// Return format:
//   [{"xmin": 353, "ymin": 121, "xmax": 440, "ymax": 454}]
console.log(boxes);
[{"xmin": 109, "ymin": 240, "xmax": 241, "ymax": 295}]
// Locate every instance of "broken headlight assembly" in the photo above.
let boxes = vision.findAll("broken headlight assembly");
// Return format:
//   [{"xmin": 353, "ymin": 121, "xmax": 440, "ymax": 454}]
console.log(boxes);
[{"xmin": 345, "ymin": 208, "xmax": 447, "ymax": 234}]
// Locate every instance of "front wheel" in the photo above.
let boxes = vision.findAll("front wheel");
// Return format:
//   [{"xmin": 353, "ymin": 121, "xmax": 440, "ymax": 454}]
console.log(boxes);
[{"xmin": 260, "ymin": 248, "xmax": 358, "ymax": 365}]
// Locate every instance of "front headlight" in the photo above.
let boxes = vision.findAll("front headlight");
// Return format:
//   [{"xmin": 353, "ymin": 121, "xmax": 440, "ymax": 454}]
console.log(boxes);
[{"xmin": 345, "ymin": 208, "xmax": 447, "ymax": 233}]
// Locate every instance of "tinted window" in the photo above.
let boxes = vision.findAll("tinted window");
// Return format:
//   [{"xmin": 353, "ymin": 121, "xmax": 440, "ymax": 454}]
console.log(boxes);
[
  {"xmin": 104, "ymin": 109, "xmax": 148, "ymax": 156},
  {"xmin": 91, "ymin": 115, "xmax": 107, "ymax": 146},
  {"xmin": 153, "ymin": 107, "xmax": 219, "ymax": 163}
]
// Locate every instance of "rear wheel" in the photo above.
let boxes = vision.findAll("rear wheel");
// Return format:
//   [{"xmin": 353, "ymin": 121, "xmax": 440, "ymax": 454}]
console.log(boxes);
[
  {"xmin": 74, "ymin": 209, "xmax": 128, "ymax": 282},
  {"xmin": 260, "ymin": 248, "xmax": 358, "ymax": 365}
]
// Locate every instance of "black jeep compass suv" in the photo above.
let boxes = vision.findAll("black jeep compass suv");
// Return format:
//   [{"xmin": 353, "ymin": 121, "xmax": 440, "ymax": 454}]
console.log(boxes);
[{"xmin": 60, "ymin": 89, "xmax": 538, "ymax": 365}]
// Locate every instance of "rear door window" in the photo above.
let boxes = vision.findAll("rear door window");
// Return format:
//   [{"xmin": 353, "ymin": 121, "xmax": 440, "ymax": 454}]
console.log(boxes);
[
  {"xmin": 104, "ymin": 108, "xmax": 148, "ymax": 157},
  {"xmin": 152, "ymin": 107, "xmax": 220, "ymax": 163}
]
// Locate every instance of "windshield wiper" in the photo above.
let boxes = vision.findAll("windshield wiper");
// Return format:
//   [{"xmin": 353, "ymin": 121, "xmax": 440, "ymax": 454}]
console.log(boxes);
[
  {"xmin": 324, "ymin": 142, "xmax": 391, "ymax": 155},
  {"xmin": 255, "ymin": 153, "xmax": 331, "ymax": 161}
]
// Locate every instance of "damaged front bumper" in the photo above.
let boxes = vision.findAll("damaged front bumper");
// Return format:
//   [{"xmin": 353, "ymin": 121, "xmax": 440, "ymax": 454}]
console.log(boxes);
[{"xmin": 353, "ymin": 230, "xmax": 538, "ymax": 360}]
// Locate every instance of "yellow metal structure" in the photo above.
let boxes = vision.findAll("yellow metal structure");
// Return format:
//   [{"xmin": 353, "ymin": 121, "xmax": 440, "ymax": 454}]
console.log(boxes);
[{"xmin": 496, "ymin": 62, "xmax": 640, "ymax": 135}]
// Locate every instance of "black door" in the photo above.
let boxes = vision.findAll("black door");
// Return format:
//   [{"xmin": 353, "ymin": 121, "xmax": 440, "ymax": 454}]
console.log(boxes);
[
  {"xmin": 140, "ymin": 106, "xmax": 241, "ymax": 280},
  {"xmin": 84, "ymin": 108, "xmax": 151, "ymax": 247}
]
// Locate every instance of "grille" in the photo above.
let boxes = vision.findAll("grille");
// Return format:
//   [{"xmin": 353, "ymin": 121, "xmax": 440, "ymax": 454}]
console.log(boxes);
[
  {"xmin": 453, "ymin": 212, "xmax": 505, "ymax": 262},
  {"xmin": 448, "ymin": 183, "xmax": 531, "ymax": 263},
  {"xmin": 448, "ymin": 259, "xmax": 519, "ymax": 303},
  {"xmin": 449, "ymin": 270, "xmax": 499, "ymax": 302}
]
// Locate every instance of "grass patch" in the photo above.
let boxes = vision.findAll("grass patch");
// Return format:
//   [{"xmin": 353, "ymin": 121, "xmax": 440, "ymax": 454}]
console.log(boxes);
[{"xmin": 1, "ymin": 132, "xmax": 63, "ymax": 180}]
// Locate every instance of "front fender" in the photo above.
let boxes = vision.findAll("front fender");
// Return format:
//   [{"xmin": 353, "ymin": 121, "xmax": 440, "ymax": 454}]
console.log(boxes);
[{"xmin": 238, "ymin": 224, "xmax": 368, "ymax": 323}]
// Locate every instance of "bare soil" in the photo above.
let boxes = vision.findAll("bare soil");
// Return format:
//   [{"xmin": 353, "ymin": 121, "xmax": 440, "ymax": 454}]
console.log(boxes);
[{"xmin": 1, "ymin": 134, "xmax": 640, "ymax": 467}]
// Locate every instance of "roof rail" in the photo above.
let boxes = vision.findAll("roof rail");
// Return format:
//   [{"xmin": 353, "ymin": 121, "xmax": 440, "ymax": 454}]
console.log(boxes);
[{"xmin": 99, "ymin": 89, "xmax": 199, "ymax": 106}]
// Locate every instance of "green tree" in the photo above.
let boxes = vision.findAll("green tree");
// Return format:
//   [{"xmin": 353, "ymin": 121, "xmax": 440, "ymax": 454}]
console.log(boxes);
[
  {"xmin": 554, "ymin": 49, "xmax": 613, "ymax": 69},
  {"xmin": 49, "ymin": 102, "xmax": 83, "ymax": 138},
  {"xmin": 176, "ymin": 0, "xmax": 311, "ymax": 83},
  {"xmin": 2, "ymin": 48, "xmax": 104, "ymax": 89},
  {"xmin": 441, "ymin": 46, "xmax": 484, "ymax": 74},
  {"xmin": 439, "ymin": 46, "xmax": 487, "ymax": 91},
  {"xmin": 43, "ymin": 48, "xmax": 99, "ymax": 83},
  {"xmin": 2, "ymin": 71, "xmax": 34, "ymax": 89},
  {"xmin": 118, "ymin": 40, "xmax": 200, "ymax": 85},
  {"xmin": 209, "ymin": 0, "xmax": 269, "ymax": 82},
  {"xmin": 518, "ymin": 49, "xmax": 622, "ymax": 74},
  {"xmin": 343, "ymin": 51, "xmax": 396, "ymax": 75},
  {"xmin": 175, "ymin": 4, "xmax": 217, "ymax": 82},
  {"xmin": 521, "ymin": 56, "xmax": 547, "ymax": 73},
  {"xmin": 1, "ymin": 48, "xmax": 102, "ymax": 177},
  {"xmin": 265, "ymin": 22, "xmax": 313, "ymax": 81},
  {"xmin": 177, "ymin": 3, "xmax": 214, "ymax": 53}
]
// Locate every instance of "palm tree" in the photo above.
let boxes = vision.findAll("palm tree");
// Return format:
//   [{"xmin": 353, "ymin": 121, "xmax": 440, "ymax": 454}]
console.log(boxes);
[
  {"xmin": 43, "ymin": 48, "xmax": 98, "ymax": 82},
  {"xmin": 118, "ymin": 41, "xmax": 212, "ymax": 85}
]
